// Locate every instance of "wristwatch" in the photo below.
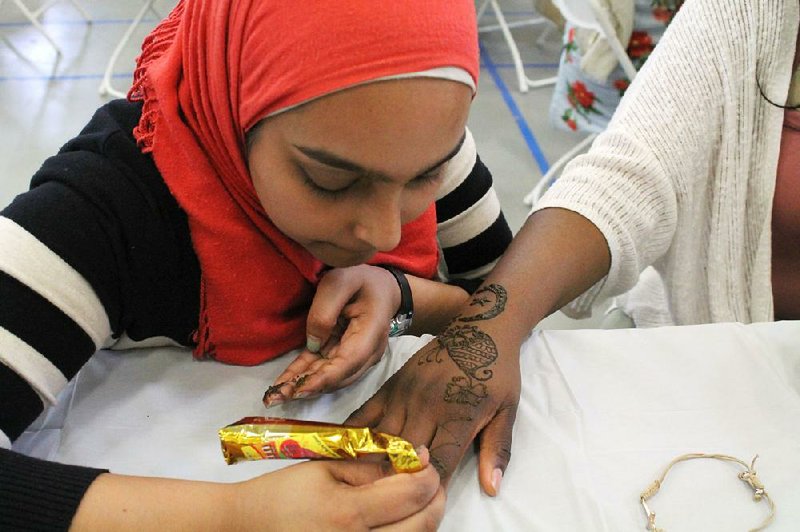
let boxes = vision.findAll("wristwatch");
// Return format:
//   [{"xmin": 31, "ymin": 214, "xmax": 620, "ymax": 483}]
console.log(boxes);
[{"xmin": 380, "ymin": 265, "xmax": 414, "ymax": 337}]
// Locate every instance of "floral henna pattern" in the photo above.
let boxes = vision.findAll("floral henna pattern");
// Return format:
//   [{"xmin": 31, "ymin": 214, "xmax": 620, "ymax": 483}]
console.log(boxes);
[
  {"xmin": 418, "ymin": 284, "xmax": 508, "ymax": 406},
  {"xmin": 428, "ymin": 454, "xmax": 448, "ymax": 477},
  {"xmin": 416, "ymin": 284, "xmax": 508, "ymax": 474},
  {"xmin": 417, "ymin": 337, "xmax": 446, "ymax": 366},
  {"xmin": 445, "ymin": 377, "xmax": 488, "ymax": 406},
  {"xmin": 438, "ymin": 325, "xmax": 497, "ymax": 405},
  {"xmin": 438, "ymin": 325, "xmax": 497, "ymax": 381}
]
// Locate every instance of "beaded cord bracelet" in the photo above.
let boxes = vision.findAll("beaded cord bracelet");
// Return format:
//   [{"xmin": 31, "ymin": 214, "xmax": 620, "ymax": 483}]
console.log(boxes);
[{"xmin": 640, "ymin": 453, "xmax": 775, "ymax": 532}]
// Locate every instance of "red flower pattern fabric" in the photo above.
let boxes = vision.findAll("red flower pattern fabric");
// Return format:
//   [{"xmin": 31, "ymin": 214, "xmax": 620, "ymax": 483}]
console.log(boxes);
[{"xmin": 553, "ymin": 0, "xmax": 682, "ymax": 133}]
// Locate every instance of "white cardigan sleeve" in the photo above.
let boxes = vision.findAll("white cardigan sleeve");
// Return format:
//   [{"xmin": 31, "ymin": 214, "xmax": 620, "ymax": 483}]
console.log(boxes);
[{"xmin": 532, "ymin": 0, "xmax": 792, "ymax": 318}]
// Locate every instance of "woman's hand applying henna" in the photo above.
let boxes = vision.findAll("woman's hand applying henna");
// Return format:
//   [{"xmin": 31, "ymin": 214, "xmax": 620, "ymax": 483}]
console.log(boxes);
[{"xmin": 264, "ymin": 265, "xmax": 400, "ymax": 406}]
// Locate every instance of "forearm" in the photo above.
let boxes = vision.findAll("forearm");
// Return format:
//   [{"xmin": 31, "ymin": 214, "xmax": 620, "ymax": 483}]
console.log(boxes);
[
  {"xmin": 406, "ymin": 276, "xmax": 471, "ymax": 335},
  {"xmin": 473, "ymin": 207, "xmax": 610, "ymax": 344},
  {"xmin": 72, "ymin": 473, "xmax": 238, "ymax": 531}
]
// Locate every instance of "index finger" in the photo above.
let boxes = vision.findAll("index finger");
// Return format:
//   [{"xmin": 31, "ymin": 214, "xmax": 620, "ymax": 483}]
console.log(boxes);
[
  {"xmin": 375, "ymin": 487, "xmax": 446, "ymax": 532},
  {"xmin": 298, "ymin": 315, "xmax": 388, "ymax": 394}
]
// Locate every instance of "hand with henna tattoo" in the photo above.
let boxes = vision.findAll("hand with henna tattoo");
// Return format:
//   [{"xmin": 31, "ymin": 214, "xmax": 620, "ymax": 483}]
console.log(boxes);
[
  {"xmin": 346, "ymin": 206, "xmax": 614, "ymax": 496},
  {"xmin": 346, "ymin": 284, "xmax": 521, "ymax": 496}
]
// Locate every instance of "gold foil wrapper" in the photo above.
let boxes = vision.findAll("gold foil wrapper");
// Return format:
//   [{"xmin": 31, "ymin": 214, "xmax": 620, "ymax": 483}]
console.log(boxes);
[{"xmin": 219, "ymin": 417, "xmax": 422, "ymax": 473}]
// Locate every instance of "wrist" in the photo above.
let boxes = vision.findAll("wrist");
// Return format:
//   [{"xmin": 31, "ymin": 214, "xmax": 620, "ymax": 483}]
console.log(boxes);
[{"xmin": 378, "ymin": 265, "xmax": 414, "ymax": 337}]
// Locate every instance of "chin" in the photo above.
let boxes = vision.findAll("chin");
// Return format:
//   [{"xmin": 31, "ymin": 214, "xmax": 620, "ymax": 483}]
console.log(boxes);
[
  {"xmin": 313, "ymin": 245, "xmax": 376, "ymax": 268},
  {"xmin": 324, "ymin": 254, "xmax": 373, "ymax": 268}
]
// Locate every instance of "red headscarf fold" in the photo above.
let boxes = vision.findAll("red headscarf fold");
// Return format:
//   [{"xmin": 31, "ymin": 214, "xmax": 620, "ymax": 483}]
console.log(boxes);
[{"xmin": 128, "ymin": 0, "xmax": 479, "ymax": 365}]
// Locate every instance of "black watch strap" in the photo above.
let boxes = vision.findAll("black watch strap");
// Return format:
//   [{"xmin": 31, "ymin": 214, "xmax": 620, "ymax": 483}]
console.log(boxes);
[{"xmin": 380, "ymin": 265, "xmax": 413, "ymax": 336}]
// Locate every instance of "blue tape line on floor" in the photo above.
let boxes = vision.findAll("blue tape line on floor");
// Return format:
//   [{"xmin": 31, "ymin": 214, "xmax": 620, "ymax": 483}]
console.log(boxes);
[
  {"xmin": 0, "ymin": 72, "xmax": 132, "ymax": 82},
  {"xmin": 0, "ymin": 18, "xmax": 157, "ymax": 28},
  {"xmin": 480, "ymin": 43, "xmax": 550, "ymax": 175},
  {"xmin": 481, "ymin": 62, "xmax": 559, "ymax": 69}
]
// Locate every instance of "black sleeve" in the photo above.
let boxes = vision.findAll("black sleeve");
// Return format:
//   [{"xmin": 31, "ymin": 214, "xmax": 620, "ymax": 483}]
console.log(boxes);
[
  {"xmin": 0, "ymin": 447, "xmax": 106, "ymax": 531},
  {"xmin": 0, "ymin": 99, "xmax": 200, "ymax": 441},
  {"xmin": 1, "ymin": 100, "xmax": 200, "ymax": 527}
]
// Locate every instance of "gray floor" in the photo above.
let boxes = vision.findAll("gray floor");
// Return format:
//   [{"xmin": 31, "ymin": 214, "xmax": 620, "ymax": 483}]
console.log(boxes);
[{"xmin": 0, "ymin": 0, "xmax": 607, "ymax": 329}]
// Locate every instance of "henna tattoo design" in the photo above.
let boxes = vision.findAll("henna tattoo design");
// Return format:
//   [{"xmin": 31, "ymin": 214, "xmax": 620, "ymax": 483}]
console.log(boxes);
[
  {"xmin": 439, "ymin": 324, "xmax": 497, "ymax": 405},
  {"xmin": 428, "ymin": 416, "xmax": 474, "ymax": 475},
  {"xmin": 417, "ymin": 338, "xmax": 446, "ymax": 367},
  {"xmin": 428, "ymin": 454, "xmax": 448, "ymax": 477},
  {"xmin": 416, "ymin": 284, "xmax": 507, "ymax": 407},
  {"xmin": 439, "ymin": 325, "xmax": 497, "ymax": 381},
  {"xmin": 456, "ymin": 284, "xmax": 507, "ymax": 322},
  {"xmin": 416, "ymin": 324, "xmax": 499, "ymax": 405},
  {"xmin": 445, "ymin": 377, "xmax": 488, "ymax": 406}
]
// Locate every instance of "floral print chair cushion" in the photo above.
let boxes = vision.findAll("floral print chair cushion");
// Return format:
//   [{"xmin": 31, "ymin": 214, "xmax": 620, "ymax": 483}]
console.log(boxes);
[{"xmin": 549, "ymin": 0, "xmax": 681, "ymax": 133}]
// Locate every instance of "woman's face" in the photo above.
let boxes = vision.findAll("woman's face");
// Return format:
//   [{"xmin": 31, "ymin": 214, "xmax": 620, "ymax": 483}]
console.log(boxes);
[{"xmin": 247, "ymin": 78, "xmax": 472, "ymax": 267}]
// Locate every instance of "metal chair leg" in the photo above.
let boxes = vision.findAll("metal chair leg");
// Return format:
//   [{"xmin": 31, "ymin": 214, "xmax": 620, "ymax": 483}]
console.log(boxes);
[
  {"xmin": 8, "ymin": 0, "xmax": 63, "ymax": 56},
  {"xmin": 30, "ymin": 0, "xmax": 92, "ymax": 23},
  {"xmin": 477, "ymin": 0, "xmax": 556, "ymax": 93},
  {"xmin": 98, "ymin": 0, "xmax": 156, "ymax": 99}
]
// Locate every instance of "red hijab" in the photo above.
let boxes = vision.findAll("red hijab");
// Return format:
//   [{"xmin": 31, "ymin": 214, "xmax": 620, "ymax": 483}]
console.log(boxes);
[{"xmin": 128, "ymin": 0, "xmax": 479, "ymax": 365}]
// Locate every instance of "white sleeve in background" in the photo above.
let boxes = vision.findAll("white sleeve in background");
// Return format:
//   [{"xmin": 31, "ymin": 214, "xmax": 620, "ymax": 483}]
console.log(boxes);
[{"xmin": 533, "ymin": 0, "xmax": 796, "ymax": 325}]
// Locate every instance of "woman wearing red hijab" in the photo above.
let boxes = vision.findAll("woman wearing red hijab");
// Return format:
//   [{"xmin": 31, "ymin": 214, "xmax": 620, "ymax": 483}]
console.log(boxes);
[{"xmin": 0, "ymin": 0, "xmax": 512, "ymax": 528}]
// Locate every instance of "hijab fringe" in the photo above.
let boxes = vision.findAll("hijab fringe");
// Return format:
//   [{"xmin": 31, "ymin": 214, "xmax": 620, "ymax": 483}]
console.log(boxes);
[{"xmin": 128, "ymin": 0, "xmax": 186, "ymax": 153}]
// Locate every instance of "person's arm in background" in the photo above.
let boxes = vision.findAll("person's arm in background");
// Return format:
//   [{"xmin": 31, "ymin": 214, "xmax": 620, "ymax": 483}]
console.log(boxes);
[
  {"xmin": 269, "ymin": 128, "xmax": 514, "ymax": 399},
  {"xmin": 344, "ymin": 0, "xmax": 783, "ymax": 495}
]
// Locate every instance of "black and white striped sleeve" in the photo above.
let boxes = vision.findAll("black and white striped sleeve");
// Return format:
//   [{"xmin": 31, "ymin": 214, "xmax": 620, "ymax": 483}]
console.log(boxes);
[
  {"xmin": 0, "ymin": 206, "xmax": 113, "ymax": 445},
  {"xmin": 0, "ymin": 100, "xmax": 200, "ymax": 447},
  {"xmin": 435, "ymin": 127, "xmax": 512, "ymax": 289},
  {"xmin": 1, "ymin": 100, "xmax": 201, "ymax": 529}
]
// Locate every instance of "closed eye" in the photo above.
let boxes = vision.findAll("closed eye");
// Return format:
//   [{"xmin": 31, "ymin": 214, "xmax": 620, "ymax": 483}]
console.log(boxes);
[
  {"xmin": 298, "ymin": 165, "xmax": 355, "ymax": 199},
  {"xmin": 408, "ymin": 167, "xmax": 445, "ymax": 188}
]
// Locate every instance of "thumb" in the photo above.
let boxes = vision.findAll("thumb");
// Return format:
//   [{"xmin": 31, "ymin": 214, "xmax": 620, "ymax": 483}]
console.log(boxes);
[
  {"xmin": 477, "ymin": 404, "xmax": 517, "ymax": 497},
  {"xmin": 306, "ymin": 273, "xmax": 359, "ymax": 353}
]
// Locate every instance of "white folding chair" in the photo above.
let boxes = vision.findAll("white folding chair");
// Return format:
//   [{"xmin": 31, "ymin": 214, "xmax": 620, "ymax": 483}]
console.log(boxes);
[
  {"xmin": 98, "ymin": 0, "xmax": 161, "ymax": 99},
  {"xmin": 0, "ymin": 0, "xmax": 67, "ymax": 56},
  {"xmin": 524, "ymin": 0, "xmax": 638, "ymax": 205},
  {"xmin": 476, "ymin": 0, "xmax": 558, "ymax": 93},
  {"xmin": 1, "ymin": 0, "xmax": 90, "ymax": 58},
  {"xmin": 29, "ymin": 0, "xmax": 90, "ymax": 23}
]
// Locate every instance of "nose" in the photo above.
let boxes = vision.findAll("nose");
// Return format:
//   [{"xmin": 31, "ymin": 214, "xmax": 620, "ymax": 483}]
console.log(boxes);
[{"xmin": 352, "ymin": 193, "xmax": 403, "ymax": 252}]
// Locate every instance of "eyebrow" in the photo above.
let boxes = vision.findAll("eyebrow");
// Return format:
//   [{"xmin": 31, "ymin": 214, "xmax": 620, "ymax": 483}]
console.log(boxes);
[{"xmin": 294, "ymin": 132, "xmax": 466, "ymax": 180}]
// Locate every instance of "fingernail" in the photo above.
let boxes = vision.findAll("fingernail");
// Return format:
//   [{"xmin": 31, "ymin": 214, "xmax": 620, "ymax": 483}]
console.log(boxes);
[
  {"xmin": 265, "ymin": 397, "xmax": 284, "ymax": 407},
  {"xmin": 415, "ymin": 445, "xmax": 429, "ymax": 464},
  {"xmin": 306, "ymin": 335, "xmax": 321, "ymax": 353},
  {"xmin": 491, "ymin": 468, "xmax": 503, "ymax": 495}
]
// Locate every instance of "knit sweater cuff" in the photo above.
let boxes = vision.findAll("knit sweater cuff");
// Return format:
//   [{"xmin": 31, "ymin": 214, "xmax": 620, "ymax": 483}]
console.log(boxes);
[{"xmin": 0, "ymin": 448, "xmax": 107, "ymax": 531}]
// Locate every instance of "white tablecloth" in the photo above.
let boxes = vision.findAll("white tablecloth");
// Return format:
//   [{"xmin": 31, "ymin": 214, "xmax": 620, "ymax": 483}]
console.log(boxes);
[{"xmin": 14, "ymin": 322, "xmax": 800, "ymax": 530}]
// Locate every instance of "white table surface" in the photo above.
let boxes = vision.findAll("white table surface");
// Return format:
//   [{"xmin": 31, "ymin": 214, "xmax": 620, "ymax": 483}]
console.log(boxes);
[{"xmin": 14, "ymin": 321, "xmax": 800, "ymax": 531}]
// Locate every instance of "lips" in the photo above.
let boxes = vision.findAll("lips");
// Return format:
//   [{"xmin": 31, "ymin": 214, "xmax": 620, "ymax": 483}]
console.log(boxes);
[{"xmin": 310, "ymin": 242, "xmax": 376, "ymax": 267}]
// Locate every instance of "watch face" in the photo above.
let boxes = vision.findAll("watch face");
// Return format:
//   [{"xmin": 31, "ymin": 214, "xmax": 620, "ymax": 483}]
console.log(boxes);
[{"xmin": 389, "ymin": 314, "xmax": 413, "ymax": 337}]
